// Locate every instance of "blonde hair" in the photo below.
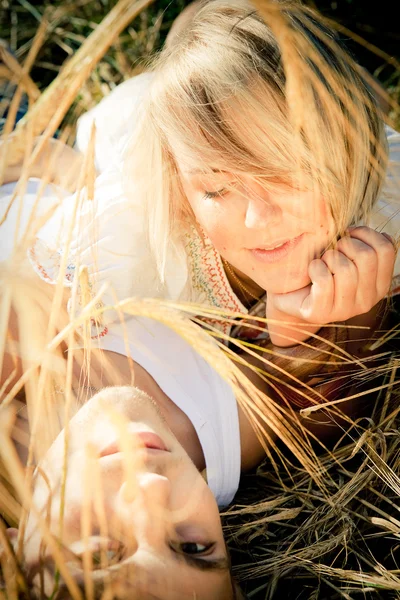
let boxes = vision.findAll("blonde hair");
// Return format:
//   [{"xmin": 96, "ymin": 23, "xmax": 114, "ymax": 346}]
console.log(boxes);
[{"xmin": 124, "ymin": 0, "xmax": 387, "ymax": 280}]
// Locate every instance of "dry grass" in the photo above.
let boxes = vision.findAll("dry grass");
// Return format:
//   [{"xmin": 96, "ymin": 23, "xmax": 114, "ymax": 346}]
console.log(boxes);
[
  {"xmin": 0, "ymin": 0, "xmax": 189, "ymax": 133},
  {"xmin": 224, "ymin": 361, "xmax": 400, "ymax": 598},
  {"xmin": 0, "ymin": 1, "xmax": 400, "ymax": 599}
]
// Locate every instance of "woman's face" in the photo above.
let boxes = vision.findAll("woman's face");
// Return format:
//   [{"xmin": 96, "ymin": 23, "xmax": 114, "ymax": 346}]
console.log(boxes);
[
  {"xmin": 22, "ymin": 387, "xmax": 232, "ymax": 599},
  {"xmin": 178, "ymin": 168, "xmax": 336, "ymax": 294}
]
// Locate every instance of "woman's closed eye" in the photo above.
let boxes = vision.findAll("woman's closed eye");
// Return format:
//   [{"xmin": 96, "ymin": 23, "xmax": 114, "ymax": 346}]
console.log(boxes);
[
  {"xmin": 203, "ymin": 188, "xmax": 228, "ymax": 199},
  {"xmin": 202, "ymin": 175, "xmax": 242, "ymax": 199}
]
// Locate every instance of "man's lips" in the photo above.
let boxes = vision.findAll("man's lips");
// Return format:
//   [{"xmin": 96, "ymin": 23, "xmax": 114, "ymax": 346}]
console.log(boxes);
[{"xmin": 99, "ymin": 432, "xmax": 169, "ymax": 458}]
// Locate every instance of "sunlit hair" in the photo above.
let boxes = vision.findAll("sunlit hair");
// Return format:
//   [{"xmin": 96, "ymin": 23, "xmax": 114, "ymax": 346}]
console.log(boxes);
[{"xmin": 123, "ymin": 0, "xmax": 387, "ymax": 280}]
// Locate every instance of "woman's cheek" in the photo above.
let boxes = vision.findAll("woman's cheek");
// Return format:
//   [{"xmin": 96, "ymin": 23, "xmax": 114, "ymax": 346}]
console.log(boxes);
[
  {"xmin": 314, "ymin": 197, "xmax": 335, "ymax": 235},
  {"xmin": 192, "ymin": 198, "xmax": 230, "ymax": 240}
]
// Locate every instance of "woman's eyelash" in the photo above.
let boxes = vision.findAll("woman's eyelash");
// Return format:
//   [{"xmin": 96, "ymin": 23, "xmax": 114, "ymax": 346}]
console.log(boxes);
[{"xmin": 203, "ymin": 187, "xmax": 227, "ymax": 199}]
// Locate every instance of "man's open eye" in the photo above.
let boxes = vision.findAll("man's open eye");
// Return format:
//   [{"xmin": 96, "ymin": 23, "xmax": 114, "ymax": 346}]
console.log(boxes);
[
  {"xmin": 203, "ymin": 188, "xmax": 228, "ymax": 200},
  {"xmin": 173, "ymin": 541, "xmax": 215, "ymax": 555}
]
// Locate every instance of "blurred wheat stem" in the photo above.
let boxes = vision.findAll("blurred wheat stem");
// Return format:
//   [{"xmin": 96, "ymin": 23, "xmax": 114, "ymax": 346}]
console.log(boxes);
[
  {"xmin": 0, "ymin": 53, "xmax": 40, "ymax": 101},
  {"xmin": 0, "ymin": 17, "xmax": 48, "ymax": 186},
  {"xmin": 128, "ymin": 299, "xmax": 369, "ymax": 367},
  {"xmin": 115, "ymin": 299, "xmax": 335, "ymax": 490},
  {"xmin": 300, "ymin": 376, "xmax": 400, "ymax": 417},
  {"xmin": 43, "ymin": 291, "xmax": 382, "ymax": 444},
  {"xmin": 49, "ymin": 282, "xmax": 333, "ymax": 490},
  {"xmin": 4, "ymin": 0, "xmax": 155, "ymax": 167},
  {"xmin": 25, "ymin": 129, "xmax": 97, "ymax": 470}
]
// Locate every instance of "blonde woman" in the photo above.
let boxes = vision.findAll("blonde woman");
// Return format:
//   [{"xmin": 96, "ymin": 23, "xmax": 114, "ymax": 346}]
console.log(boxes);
[{"xmin": 2, "ymin": 0, "xmax": 400, "ymax": 416}]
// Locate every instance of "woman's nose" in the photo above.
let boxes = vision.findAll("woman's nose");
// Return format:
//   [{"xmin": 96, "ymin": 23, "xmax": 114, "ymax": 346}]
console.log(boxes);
[{"xmin": 244, "ymin": 192, "xmax": 279, "ymax": 229}]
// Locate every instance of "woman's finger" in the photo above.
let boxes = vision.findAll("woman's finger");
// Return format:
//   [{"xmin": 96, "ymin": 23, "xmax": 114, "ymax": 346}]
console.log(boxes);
[
  {"xmin": 299, "ymin": 258, "xmax": 334, "ymax": 323},
  {"xmin": 347, "ymin": 226, "xmax": 396, "ymax": 298},
  {"xmin": 335, "ymin": 236, "xmax": 378, "ymax": 312},
  {"xmin": 269, "ymin": 285, "xmax": 313, "ymax": 319},
  {"xmin": 320, "ymin": 249, "xmax": 358, "ymax": 319}
]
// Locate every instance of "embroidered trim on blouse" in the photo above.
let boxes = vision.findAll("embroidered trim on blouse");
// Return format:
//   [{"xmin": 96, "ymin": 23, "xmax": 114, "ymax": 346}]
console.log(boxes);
[
  {"xmin": 185, "ymin": 228, "xmax": 246, "ymax": 313},
  {"xmin": 184, "ymin": 228, "xmax": 249, "ymax": 336},
  {"xmin": 28, "ymin": 239, "xmax": 109, "ymax": 340}
]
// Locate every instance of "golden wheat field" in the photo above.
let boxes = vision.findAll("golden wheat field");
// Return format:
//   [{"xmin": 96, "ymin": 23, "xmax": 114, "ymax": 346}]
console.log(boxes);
[{"xmin": 1, "ymin": 1, "xmax": 400, "ymax": 598}]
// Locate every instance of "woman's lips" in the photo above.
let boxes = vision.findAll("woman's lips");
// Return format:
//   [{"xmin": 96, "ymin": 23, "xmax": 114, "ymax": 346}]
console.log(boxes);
[
  {"xmin": 249, "ymin": 234, "xmax": 304, "ymax": 264},
  {"xmin": 99, "ymin": 432, "xmax": 169, "ymax": 458}
]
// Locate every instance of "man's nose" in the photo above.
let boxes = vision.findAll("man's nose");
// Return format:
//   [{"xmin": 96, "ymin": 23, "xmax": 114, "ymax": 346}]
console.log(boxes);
[
  {"xmin": 114, "ymin": 472, "xmax": 172, "ymax": 548},
  {"xmin": 135, "ymin": 472, "xmax": 171, "ymax": 507},
  {"xmin": 244, "ymin": 191, "xmax": 279, "ymax": 229}
]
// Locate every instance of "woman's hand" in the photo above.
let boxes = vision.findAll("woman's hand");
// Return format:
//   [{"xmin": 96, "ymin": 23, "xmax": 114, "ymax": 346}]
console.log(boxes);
[{"xmin": 267, "ymin": 227, "xmax": 397, "ymax": 346}]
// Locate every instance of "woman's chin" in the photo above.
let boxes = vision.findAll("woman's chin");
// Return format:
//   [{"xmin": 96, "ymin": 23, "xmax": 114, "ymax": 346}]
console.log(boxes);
[{"xmin": 258, "ymin": 274, "xmax": 311, "ymax": 296}]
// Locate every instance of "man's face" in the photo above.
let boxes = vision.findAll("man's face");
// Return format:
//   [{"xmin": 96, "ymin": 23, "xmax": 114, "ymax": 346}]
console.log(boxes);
[{"xmin": 23, "ymin": 387, "xmax": 232, "ymax": 599}]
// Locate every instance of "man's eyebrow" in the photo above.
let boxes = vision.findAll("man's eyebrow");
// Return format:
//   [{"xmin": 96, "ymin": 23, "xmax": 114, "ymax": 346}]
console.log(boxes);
[
  {"xmin": 55, "ymin": 559, "xmax": 229, "ymax": 598},
  {"xmin": 176, "ymin": 552, "xmax": 230, "ymax": 572}
]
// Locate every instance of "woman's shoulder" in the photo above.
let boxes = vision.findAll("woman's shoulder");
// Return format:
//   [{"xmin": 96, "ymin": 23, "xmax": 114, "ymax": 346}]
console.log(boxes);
[
  {"xmin": 76, "ymin": 72, "xmax": 155, "ymax": 172},
  {"xmin": 28, "ymin": 166, "xmax": 190, "ymax": 307}
]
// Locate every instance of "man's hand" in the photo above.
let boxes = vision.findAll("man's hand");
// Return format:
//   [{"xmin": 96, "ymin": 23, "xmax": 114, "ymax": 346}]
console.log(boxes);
[{"xmin": 267, "ymin": 227, "xmax": 397, "ymax": 346}]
